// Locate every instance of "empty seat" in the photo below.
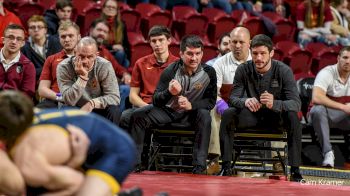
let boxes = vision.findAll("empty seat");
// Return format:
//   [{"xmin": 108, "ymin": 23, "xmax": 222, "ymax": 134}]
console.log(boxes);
[
  {"xmin": 243, "ymin": 16, "xmax": 267, "ymax": 38},
  {"xmin": 121, "ymin": 9, "xmax": 142, "ymax": 32},
  {"xmin": 16, "ymin": 3, "xmax": 45, "ymax": 29}
]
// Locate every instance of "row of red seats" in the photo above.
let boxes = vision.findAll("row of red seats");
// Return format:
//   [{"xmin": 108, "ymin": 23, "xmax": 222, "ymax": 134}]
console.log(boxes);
[{"xmin": 274, "ymin": 41, "xmax": 340, "ymax": 80}]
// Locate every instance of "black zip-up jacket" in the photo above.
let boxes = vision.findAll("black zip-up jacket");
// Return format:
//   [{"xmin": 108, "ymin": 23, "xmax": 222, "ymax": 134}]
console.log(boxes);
[{"xmin": 153, "ymin": 59, "xmax": 217, "ymax": 112}]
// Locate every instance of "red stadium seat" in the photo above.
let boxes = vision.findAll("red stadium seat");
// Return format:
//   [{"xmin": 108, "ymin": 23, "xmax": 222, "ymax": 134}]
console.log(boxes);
[
  {"xmin": 312, "ymin": 50, "xmax": 338, "ymax": 75},
  {"xmin": 203, "ymin": 44, "xmax": 218, "ymax": 63},
  {"xmin": 140, "ymin": 11, "xmax": 172, "ymax": 39},
  {"xmin": 273, "ymin": 48, "xmax": 284, "ymax": 61},
  {"xmin": 207, "ymin": 16, "xmax": 236, "ymax": 44},
  {"xmin": 121, "ymin": 9, "xmax": 142, "ymax": 32},
  {"xmin": 16, "ymin": 3, "xmax": 45, "ymax": 29},
  {"xmin": 275, "ymin": 40, "xmax": 301, "ymax": 61},
  {"xmin": 169, "ymin": 40, "xmax": 180, "ymax": 57},
  {"xmin": 129, "ymin": 42, "xmax": 153, "ymax": 72},
  {"xmin": 77, "ymin": 6, "xmax": 102, "ymax": 36},
  {"xmin": 127, "ymin": 32, "xmax": 146, "ymax": 46},
  {"xmin": 262, "ymin": 11, "xmax": 284, "ymax": 23},
  {"xmin": 135, "ymin": 3, "xmax": 162, "ymax": 18},
  {"xmin": 285, "ymin": 49, "xmax": 313, "ymax": 80},
  {"xmin": 202, "ymin": 7, "xmax": 227, "ymax": 23},
  {"xmin": 272, "ymin": 19, "xmax": 296, "ymax": 43},
  {"xmin": 243, "ymin": 16, "xmax": 267, "ymax": 38}
]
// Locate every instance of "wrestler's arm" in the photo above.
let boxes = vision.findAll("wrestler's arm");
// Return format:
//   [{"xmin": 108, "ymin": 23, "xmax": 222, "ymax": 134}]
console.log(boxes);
[
  {"xmin": 12, "ymin": 128, "xmax": 84, "ymax": 196},
  {"xmin": 0, "ymin": 150, "xmax": 25, "ymax": 196},
  {"xmin": 65, "ymin": 124, "xmax": 90, "ymax": 168}
]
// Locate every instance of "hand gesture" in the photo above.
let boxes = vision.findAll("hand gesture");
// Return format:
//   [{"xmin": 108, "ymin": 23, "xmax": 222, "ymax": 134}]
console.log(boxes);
[
  {"xmin": 260, "ymin": 91, "xmax": 274, "ymax": 109},
  {"xmin": 122, "ymin": 73, "xmax": 131, "ymax": 85},
  {"xmin": 74, "ymin": 57, "xmax": 88, "ymax": 78},
  {"xmin": 245, "ymin": 97, "xmax": 261, "ymax": 112},
  {"xmin": 178, "ymin": 95, "xmax": 192, "ymax": 110},
  {"xmin": 169, "ymin": 79, "xmax": 182, "ymax": 96}
]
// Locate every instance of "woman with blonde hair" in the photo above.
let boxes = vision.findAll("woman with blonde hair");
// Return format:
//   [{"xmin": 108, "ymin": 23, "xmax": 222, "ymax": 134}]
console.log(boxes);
[
  {"xmin": 100, "ymin": 0, "xmax": 130, "ymax": 68},
  {"xmin": 296, "ymin": 0, "xmax": 338, "ymax": 48}
]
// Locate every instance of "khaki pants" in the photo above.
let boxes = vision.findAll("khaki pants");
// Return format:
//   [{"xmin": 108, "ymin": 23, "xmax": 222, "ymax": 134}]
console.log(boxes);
[{"xmin": 208, "ymin": 108, "xmax": 221, "ymax": 155}]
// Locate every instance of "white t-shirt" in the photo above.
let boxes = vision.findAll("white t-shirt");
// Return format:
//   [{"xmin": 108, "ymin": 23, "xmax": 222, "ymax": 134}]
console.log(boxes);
[
  {"xmin": 213, "ymin": 51, "xmax": 252, "ymax": 89},
  {"xmin": 314, "ymin": 64, "xmax": 350, "ymax": 97},
  {"xmin": 0, "ymin": 48, "xmax": 21, "ymax": 72}
]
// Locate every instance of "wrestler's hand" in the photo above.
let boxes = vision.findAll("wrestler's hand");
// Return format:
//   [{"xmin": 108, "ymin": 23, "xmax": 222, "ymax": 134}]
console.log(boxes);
[
  {"xmin": 178, "ymin": 95, "xmax": 192, "ymax": 110},
  {"xmin": 65, "ymin": 124, "xmax": 90, "ymax": 168}
]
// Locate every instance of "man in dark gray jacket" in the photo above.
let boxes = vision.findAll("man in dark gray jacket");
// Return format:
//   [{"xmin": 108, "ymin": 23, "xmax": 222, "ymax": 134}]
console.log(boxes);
[{"xmin": 218, "ymin": 34, "xmax": 303, "ymax": 182}]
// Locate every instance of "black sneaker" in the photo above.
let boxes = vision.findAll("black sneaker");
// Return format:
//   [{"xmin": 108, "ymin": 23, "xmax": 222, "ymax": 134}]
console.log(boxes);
[
  {"xmin": 192, "ymin": 165, "xmax": 207, "ymax": 175},
  {"xmin": 217, "ymin": 167, "xmax": 233, "ymax": 176},
  {"xmin": 290, "ymin": 172, "xmax": 303, "ymax": 182}
]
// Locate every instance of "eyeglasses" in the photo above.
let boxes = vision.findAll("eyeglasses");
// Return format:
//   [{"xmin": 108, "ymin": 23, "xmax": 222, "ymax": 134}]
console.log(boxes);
[
  {"xmin": 104, "ymin": 5, "xmax": 118, "ymax": 10},
  {"xmin": 28, "ymin": 26, "xmax": 46, "ymax": 30},
  {"xmin": 4, "ymin": 35, "xmax": 25, "ymax": 42}
]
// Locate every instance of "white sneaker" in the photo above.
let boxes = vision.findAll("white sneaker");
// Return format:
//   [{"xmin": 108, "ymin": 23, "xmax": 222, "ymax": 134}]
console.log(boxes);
[{"xmin": 322, "ymin": 151, "xmax": 335, "ymax": 168}]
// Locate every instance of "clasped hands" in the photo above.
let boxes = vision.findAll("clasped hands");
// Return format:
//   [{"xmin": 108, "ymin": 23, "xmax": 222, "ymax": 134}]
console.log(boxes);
[{"xmin": 245, "ymin": 91, "xmax": 274, "ymax": 112}]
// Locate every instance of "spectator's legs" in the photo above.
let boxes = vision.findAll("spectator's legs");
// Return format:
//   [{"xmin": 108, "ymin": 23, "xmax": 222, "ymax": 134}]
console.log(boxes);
[
  {"xmin": 298, "ymin": 32, "xmax": 313, "ymax": 49},
  {"xmin": 129, "ymin": 105, "xmax": 173, "ymax": 165},
  {"xmin": 338, "ymin": 37, "xmax": 350, "ymax": 46},
  {"xmin": 282, "ymin": 111, "xmax": 302, "ymax": 167},
  {"xmin": 119, "ymin": 107, "xmax": 136, "ymax": 130},
  {"xmin": 262, "ymin": 3, "xmax": 274, "ymax": 12},
  {"xmin": 231, "ymin": 2, "xmax": 244, "ymax": 11},
  {"xmin": 112, "ymin": 50, "xmax": 130, "ymax": 68},
  {"xmin": 310, "ymin": 105, "xmax": 333, "ymax": 154},
  {"xmin": 211, "ymin": 0, "xmax": 232, "ymax": 14},
  {"xmin": 119, "ymin": 84, "xmax": 130, "ymax": 113},
  {"xmin": 92, "ymin": 105, "xmax": 121, "ymax": 125},
  {"xmin": 190, "ymin": 109, "xmax": 212, "ymax": 168},
  {"xmin": 209, "ymin": 108, "xmax": 221, "ymax": 156}
]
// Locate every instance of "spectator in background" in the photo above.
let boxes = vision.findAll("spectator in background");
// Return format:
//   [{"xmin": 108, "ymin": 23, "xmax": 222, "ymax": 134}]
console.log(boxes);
[
  {"xmin": 129, "ymin": 35, "xmax": 217, "ymax": 174},
  {"xmin": 0, "ymin": 24, "xmax": 35, "ymax": 98},
  {"xmin": 296, "ymin": 0, "xmax": 338, "ymax": 48},
  {"xmin": 309, "ymin": 46, "xmax": 350, "ymax": 168},
  {"xmin": 21, "ymin": 15, "xmax": 62, "ymax": 81},
  {"xmin": 209, "ymin": 27, "xmax": 251, "ymax": 171},
  {"xmin": 37, "ymin": 21, "xmax": 81, "ymax": 108},
  {"xmin": 330, "ymin": 0, "xmax": 350, "ymax": 46},
  {"xmin": 119, "ymin": 25, "xmax": 178, "ymax": 130},
  {"xmin": 218, "ymin": 34, "xmax": 303, "ymax": 182},
  {"xmin": 44, "ymin": 0, "xmax": 73, "ymax": 35},
  {"xmin": 206, "ymin": 32, "xmax": 231, "ymax": 67},
  {"xmin": 57, "ymin": 37, "xmax": 121, "ymax": 124},
  {"xmin": 0, "ymin": 0, "xmax": 23, "ymax": 47},
  {"xmin": 88, "ymin": 18, "xmax": 131, "ymax": 112},
  {"xmin": 274, "ymin": 0, "xmax": 291, "ymax": 19},
  {"xmin": 101, "ymin": 0, "xmax": 131, "ymax": 68}
]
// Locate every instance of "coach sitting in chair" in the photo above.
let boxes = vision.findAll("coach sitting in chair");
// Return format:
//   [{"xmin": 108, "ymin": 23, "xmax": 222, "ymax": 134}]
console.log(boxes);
[
  {"xmin": 218, "ymin": 34, "xmax": 303, "ymax": 182},
  {"xmin": 129, "ymin": 35, "xmax": 217, "ymax": 174}
]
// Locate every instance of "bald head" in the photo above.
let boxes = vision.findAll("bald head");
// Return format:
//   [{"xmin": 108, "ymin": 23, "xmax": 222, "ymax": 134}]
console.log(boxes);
[{"xmin": 230, "ymin": 27, "xmax": 251, "ymax": 62}]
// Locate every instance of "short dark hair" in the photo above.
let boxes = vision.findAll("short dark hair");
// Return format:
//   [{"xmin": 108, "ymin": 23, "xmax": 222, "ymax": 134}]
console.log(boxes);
[
  {"xmin": 339, "ymin": 46, "xmax": 350, "ymax": 56},
  {"xmin": 148, "ymin": 25, "xmax": 171, "ymax": 40},
  {"xmin": 3, "ymin": 24, "xmax": 25, "ymax": 37},
  {"xmin": 250, "ymin": 34, "xmax": 273, "ymax": 52},
  {"xmin": 0, "ymin": 91, "xmax": 34, "ymax": 148},
  {"xmin": 56, "ymin": 0, "xmax": 73, "ymax": 10},
  {"xmin": 90, "ymin": 18, "xmax": 109, "ymax": 30},
  {"xmin": 180, "ymin": 35, "xmax": 203, "ymax": 52},
  {"xmin": 218, "ymin": 32, "xmax": 230, "ymax": 45}
]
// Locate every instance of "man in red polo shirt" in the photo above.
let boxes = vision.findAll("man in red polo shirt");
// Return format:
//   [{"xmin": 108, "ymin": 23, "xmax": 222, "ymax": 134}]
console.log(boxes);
[
  {"xmin": 37, "ymin": 21, "xmax": 80, "ymax": 108},
  {"xmin": 119, "ymin": 25, "xmax": 178, "ymax": 130}
]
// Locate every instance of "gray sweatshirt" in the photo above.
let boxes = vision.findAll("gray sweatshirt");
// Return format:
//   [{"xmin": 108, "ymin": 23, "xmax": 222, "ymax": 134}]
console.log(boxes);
[{"xmin": 57, "ymin": 56, "xmax": 120, "ymax": 109}]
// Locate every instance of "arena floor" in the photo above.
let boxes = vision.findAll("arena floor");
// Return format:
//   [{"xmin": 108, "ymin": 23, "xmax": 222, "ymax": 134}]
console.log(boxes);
[{"xmin": 122, "ymin": 171, "xmax": 350, "ymax": 196}]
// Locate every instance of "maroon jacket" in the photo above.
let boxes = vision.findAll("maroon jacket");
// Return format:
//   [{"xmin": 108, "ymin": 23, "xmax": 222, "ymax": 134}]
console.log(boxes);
[{"xmin": 0, "ymin": 54, "xmax": 36, "ymax": 98}]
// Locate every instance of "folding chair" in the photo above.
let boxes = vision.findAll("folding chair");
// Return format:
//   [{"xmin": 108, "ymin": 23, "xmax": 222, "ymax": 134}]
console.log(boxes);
[
  {"xmin": 148, "ymin": 122, "xmax": 194, "ymax": 172},
  {"xmin": 232, "ymin": 127, "xmax": 289, "ymax": 177}
]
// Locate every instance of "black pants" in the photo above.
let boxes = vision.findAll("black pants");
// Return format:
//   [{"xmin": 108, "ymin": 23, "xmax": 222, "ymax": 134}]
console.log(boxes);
[
  {"xmin": 220, "ymin": 107, "xmax": 302, "ymax": 167},
  {"xmin": 93, "ymin": 105, "xmax": 121, "ymax": 125},
  {"xmin": 36, "ymin": 99, "xmax": 59, "ymax": 108},
  {"xmin": 130, "ymin": 105, "xmax": 211, "ymax": 167}
]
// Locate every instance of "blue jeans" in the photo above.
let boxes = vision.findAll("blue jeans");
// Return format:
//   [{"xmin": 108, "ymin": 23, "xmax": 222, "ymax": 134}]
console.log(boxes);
[
  {"xmin": 112, "ymin": 50, "xmax": 130, "ymax": 69},
  {"xmin": 119, "ymin": 84, "xmax": 130, "ymax": 113}
]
